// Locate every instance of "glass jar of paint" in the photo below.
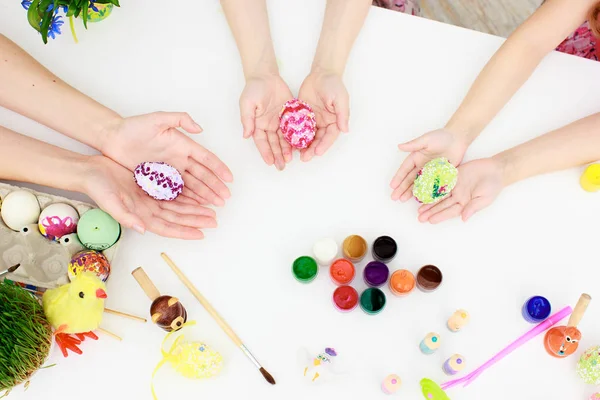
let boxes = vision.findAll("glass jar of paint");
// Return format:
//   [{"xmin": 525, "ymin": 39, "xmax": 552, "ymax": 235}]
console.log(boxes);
[
  {"xmin": 416, "ymin": 265, "xmax": 443, "ymax": 292},
  {"xmin": 522, "ymin": 296, "xmax": 551, "ymax": 323},
  {"xmin": 329, "ymin": 259, "xmax": 355, "ymax": 286},
  {"xmin": 292, "ymin": 256, "xmax": 318, "ymax": 283},
  {"xmin": 389, "ymin": 269, "xmax": 415, "ymax": 296},
  {"xmin": 372, "ymin": 236, "xmax": 397, "ymax": 263},
  {"xmin": 363, "ymin": 261, "xmax": 390, "ymax": 288},
  {"xmin": 342, "ymin": 235, "xmax": 368, "ymax": 262},
  {"xmin": 359, "ymin": 288, "xmax": 386, "ymax": 315},
  {"xmin": 332, "ymin": 285, "xmax": 359, "ymax": 312}
]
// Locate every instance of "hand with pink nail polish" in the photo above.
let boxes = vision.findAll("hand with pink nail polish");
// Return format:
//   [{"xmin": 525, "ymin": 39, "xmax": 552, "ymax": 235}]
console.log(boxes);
[
  {"xmin": 298, "ymin": 71, "xmax": 349, "ymax": 162},
  {"xmin": 101, "ymin": 112, "xmax": 234, "ymax": 207},
  {"xmin": 390, "ymin": 129, "xmax": 468, "ymax": 202}
]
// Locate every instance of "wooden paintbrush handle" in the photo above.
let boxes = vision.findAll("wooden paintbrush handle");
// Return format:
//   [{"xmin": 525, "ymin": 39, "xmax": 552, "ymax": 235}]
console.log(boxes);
[
  {"xmin": 568, "ymin": 293, "xmax": 591, "ymax": 327},
  {"xmin": 132, "ymin": 267, "xmax": 161, "ymax": 301},
  {"xmin": 161, "ymin": 253, "xmax": 243, "ymax": 347}
]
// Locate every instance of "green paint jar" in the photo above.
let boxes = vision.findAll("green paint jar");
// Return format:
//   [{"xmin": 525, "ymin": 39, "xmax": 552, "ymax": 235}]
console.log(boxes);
[
  {"xmin": 292, "ymin": 256, "xmax": 318, "ymax": 283},
  {"xmin": 360, "ymin": 287, "xmax": 386, "ymax": 315}
]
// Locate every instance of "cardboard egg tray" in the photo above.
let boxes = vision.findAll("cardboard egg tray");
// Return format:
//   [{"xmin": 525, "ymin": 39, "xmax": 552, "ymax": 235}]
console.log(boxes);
[{"xmin": 0, "ymin": 182, "xmax": 122, "ymax": 289}]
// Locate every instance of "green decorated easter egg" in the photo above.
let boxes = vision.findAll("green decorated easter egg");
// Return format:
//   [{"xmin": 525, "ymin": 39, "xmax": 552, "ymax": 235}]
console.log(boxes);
[
  {"xmin": 77, "ymin": 209, "xmax": 120, "ymax": 251},
  {"xmin": 413, "ymin": 158, "xmax": 458, "ymax": 204}
]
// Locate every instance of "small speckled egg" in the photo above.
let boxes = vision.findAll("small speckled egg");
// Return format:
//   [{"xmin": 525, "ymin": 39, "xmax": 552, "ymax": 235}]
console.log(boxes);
[
  {"xmin": 1, "ymin": 190, "xmax": 41, "ymax": 231},
  {"xmin": 134, "ymin": 162, "xmax": 184, "ymax": 201},
  {"xmin": 68, "ymin": 250, "xmax": 111, "ymax": 282},
  {"xmin": 279, "ymin": 99, "xmax": 317, "ymax": 149},
  {"xmin": 578, "ymin": 346, "xmax": 600, "ymax": 385},
  {"xmin": 413, "ymin": 157, "xmax": 458, "ymax": 204},
  {"xmin": 38, "ymin": 203, "xmax": 79, "ymax": 241},
  {"xmin": 77, "ymin": 209, "xmax": 120, "ymax": 251},
  {"xmin": 382, "ymin": 374, "xmax": 402, "ymax": 394}
]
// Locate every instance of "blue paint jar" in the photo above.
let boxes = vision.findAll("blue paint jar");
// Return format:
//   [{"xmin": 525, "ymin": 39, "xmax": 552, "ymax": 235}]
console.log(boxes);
[{"xmin": 522, "ymin": 296, "xmax": 551, "ymax": 323}]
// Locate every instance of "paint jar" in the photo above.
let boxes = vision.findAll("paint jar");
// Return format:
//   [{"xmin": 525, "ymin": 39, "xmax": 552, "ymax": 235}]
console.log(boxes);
[
  {"xmin": 443, "ymin": 354, "xmax": 466, "ymax": 376},
  {"xmin": 381, "ymin": 374, "xmax": 401, "ymax": 394},
  {"xmin": 329, "ymin": 259, "xmax": 355, "ymax": 286},
  {"xmin": 581, "ymin": 164, "xmax": 600, "ymax": 192},
  {"xmin": 342, "ymin": 235, "xmax": 368, "ymax": 262},
  {"xmin": 447, "ymin": 309, "xmax": 470, "ymax": 332},
  {"xmin": 372, "ymin": 236, "xmax": 397, "ymax": 263},
  {"xmin": 419, "ymin": 332, "xmax": 441, "ymax": 355},
  {"xmin": 359, "ymin": 288, "xmax": 386, "ymax": 315},
  {"xmin": 522, "ymin": 296, "xmax": 552, "ymax": 323},
  {"xmin": 363, "ymin": 261, "xmax": 390, "ymax": 288},
  {"xmin": 389, "ymin": 269, "xmax": 415, "ymax": 296},
  {"xmin": 416, "ymin": 265, "xmax": 443, "ymax": 292},
  {"xmin": 292, "ymin": 256, "xmax": 318, "ymax": 283},
  {"xmin": 332, "ymin": 285, "xmax": 359, "ymax": 312},
  {"xmin": 313, "ymin": 238, "xmax": 338, "ymax": 266}
]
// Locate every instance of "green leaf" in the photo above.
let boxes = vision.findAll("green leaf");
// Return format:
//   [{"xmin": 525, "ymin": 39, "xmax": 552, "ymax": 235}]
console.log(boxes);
[
  {"xmin": 26, "ymin": 0, "xmax": 42, "ymax": 32},
  {"xmin": 82, "ymin": 2, "xmax": 88, "ymax": 29}
]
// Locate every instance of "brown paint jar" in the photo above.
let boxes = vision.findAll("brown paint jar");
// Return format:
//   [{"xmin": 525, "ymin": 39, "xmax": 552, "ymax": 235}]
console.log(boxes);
[
  {"xmin": 342, "ymin": 235, "xmax": 368, "ymax": 262},
  {"xmin": 416, "ymin": 265, "xmax": 443, "ymax": 292}
]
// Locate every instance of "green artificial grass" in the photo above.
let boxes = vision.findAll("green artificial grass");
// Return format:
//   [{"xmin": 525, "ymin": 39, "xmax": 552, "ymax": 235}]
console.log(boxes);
[{"xmin": 0, "ymin": 281, "xmax": 53, "ymax": 396}]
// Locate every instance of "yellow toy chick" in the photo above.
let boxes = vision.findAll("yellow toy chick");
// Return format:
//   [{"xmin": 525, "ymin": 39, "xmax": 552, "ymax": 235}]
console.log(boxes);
[{"xmin": 42, "ymin": 271, "xmax": 107, "ymax": 357}]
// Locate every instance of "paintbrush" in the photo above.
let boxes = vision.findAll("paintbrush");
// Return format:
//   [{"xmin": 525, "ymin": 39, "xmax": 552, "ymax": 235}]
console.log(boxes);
[
  {"xmin": 160, "ymin": 253, "xmax": 276, "ymax": 385},
  {"xmin": 0, "ymin": 264, "xmax": 20, "ymax": 279}
]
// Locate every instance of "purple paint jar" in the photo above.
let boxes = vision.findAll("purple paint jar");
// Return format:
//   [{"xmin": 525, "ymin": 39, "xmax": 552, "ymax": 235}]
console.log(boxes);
[{"xmin": 363, "ymin": 261, "xmax": 390, "ymax": 288}]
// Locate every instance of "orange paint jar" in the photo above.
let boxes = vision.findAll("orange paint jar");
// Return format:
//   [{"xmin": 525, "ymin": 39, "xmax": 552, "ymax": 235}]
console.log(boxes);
[
  {"xmin": 389, "ymin": 269, "xmax": 415, "ymax": 296},
  {"xmin": 329, "ymin": 259, "xmax": 356, "ymax": 286}
]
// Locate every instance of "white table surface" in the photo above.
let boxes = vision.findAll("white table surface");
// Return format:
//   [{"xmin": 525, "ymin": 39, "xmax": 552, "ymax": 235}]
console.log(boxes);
[{"xmin": 2, "ymin": 1, "xmax": 600, "ymax": 399}]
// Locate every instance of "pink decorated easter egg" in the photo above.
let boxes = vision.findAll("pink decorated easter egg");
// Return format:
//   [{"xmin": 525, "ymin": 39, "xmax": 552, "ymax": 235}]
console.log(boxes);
[
  {"xmin": 38, "ymin": 203, "xmax": 79, "ymax": 241},
  {"xmin": 134, "ymin": 162, "xmax": 184, "ymax": 201},
  {"xmin": 279, "ymin": 99, "xmax": 316, "ymax": 149}
]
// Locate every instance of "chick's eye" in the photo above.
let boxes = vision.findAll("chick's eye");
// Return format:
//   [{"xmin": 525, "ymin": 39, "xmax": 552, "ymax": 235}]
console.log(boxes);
[
  {"xmin": 566, "ymin": 336, "xmax": 572, "ymax": 342},
  {"xmin": 79, "ymin": 292, "xmax": 85, "ymax": 298}
]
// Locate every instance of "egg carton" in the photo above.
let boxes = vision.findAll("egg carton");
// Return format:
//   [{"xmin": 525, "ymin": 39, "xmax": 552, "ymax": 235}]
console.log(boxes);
[{"xmin": 0, "ymin": 182, "xmax": 122, "ymax": 289}]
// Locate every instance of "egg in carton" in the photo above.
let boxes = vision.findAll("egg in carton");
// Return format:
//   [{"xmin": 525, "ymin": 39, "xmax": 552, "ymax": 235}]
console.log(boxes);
[{"xmin": 0, "ymin": 182, "xmax": 122, "ymax": 289}]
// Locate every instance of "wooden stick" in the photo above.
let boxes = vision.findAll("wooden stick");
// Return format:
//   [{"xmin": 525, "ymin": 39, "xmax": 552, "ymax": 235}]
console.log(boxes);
[
  {"xmin": 104, "ymin": 308, "xmax": 147, "ymax": 323},
  {"xmin": 98, "ymin": 327, "xmax": 122, "ymax": 341},
  {"xmin": 131, "ymin": 267, "xmax": 161, "ymax": 301},
  {"xmin": 568, "ymin": 293, "xmax": 592, "ymax": 328},
  {"xmin": 160, "ymin": 253, "xmax": 243, "ymax": 346}
]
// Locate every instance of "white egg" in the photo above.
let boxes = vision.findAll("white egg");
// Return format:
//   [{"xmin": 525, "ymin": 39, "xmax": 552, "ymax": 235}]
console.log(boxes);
[
  {"xmin": 0, "ymin": 190, "xmax": 41, "ymax": 231},
  {"xmin": 38, "ymin": 203, "xmax": 79, "ymax": 241}
]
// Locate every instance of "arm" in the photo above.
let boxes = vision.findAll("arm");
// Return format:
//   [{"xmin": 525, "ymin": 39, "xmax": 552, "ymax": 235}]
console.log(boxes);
[
  {"xmin": 298, "ymin": 0, "xmax": 371, "ymax": 161},
  {"xmin": 418, "ymin": 113, "xmax": 600, "ymax": 223},
  {"xmin": 496, "ymin": 113, "xmax": 600, "ymax": 185},
  {"xmin": 446, "ymin": 0, "xmax": 597, "ymax": 142}
]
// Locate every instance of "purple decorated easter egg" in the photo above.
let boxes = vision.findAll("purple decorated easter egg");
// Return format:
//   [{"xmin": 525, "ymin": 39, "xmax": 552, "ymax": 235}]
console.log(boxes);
[
  {"xmin": 68, "ymin": 250, "xmax": 111, "ymax": 282},
  {"xmin": 279, "ymin": 99, "xmax": 316, "ymax": 149},
  {"xmin": 134, "ymin": 162, "xmax": 184, "ymax": 201}
]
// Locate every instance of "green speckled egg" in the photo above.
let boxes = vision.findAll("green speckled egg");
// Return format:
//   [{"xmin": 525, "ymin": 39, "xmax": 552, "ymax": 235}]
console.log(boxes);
[
  {"xmin": 578, "ymin": 346, "xmax": 600, "ymax": 385},
  {"xmin": 413, "ymin": 158, "xmax": 458, "ymax": 204}
]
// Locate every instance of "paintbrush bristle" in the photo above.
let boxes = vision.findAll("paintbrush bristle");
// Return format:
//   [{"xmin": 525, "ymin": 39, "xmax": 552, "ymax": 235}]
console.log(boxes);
[
  {"xmin": 8, "ymin": 264, "xmax": 20, "ymax": 273},
  {"xmin": 260, "ymin": 367, "xmax": 276, "ymax": 385}
]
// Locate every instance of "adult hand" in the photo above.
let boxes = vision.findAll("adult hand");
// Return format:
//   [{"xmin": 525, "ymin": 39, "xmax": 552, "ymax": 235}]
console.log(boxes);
[
  {"xmin": 100, "ymin": 112, "xmax": 233, "ymax": 207},
  {"xmin": 416, "ymin": 158, "xmax": 504, "ymax": 224},
  {"xmin": 390, "ymin": 129, "xmax": 468, "ymax": 202},
  {"xmin": 298, "ymin": 71, "xmax": 349, "ymax": 162},
  {"xmin": 240, "ymin": 73, "xmax": 294, "ymax": 171},
  {"xmin": 83, "ymin": 156, "xmax": 217, "ymax": 240}
]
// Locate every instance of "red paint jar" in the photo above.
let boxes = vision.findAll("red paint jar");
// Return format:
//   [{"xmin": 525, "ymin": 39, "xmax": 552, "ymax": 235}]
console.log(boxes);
[{"xmin": 332, "ymin": 285, "xmax": 359, "ymax": 312}]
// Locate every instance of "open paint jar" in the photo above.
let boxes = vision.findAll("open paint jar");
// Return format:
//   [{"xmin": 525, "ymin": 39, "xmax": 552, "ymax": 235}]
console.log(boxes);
[
  {"xmin": 372, "ymin": 236, "xmax": 397, "ymax": 263},
  {"xmin": 359, "ymin": 288, "xmax": 386, "ymax": 315},
  {"xmin": 342, "ymin": 235, "xmax": 368, "ymax": 262},
  {"xmin": 522, "ymin": 296, "xmax": 551, "ymax": 323},
  {"xmin": 292, "ymin": 256, "xmax": 318, "ymax": 283},
  {"xmin": 416, "ymin": 265, "xmax": 443, "ymax": 292},
  {"xmin": 389, "ymin": 269, "xmax": 415, "ymax": 296},
  {"xmin": 332, "ymin": 285, "xmax": 359, "ymax": 312},
  {"xmin": 363, "ymin": 261, "xmax": 390, "ymax": 288},
  {"xmin": 329, "ymin": 259, "xmax": 356, "ymax": 286}
]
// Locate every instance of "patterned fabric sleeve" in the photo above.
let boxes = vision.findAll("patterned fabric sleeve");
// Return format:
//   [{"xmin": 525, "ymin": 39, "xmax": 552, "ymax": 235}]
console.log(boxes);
[
  {"xmin": 556, "ymin": 21, "xmax": 599, "ymax": 61},
  {"xmin": 373, "ymin": 0, "xmax": 421, "ymax": 16}
]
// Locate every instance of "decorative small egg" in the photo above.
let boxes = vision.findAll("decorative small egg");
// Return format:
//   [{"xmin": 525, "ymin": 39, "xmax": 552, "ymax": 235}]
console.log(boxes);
[
  {"xmin": 134, "ymin": 162, "xmax": 184, "ymax": 201},
  {"xmin": 381, "ymin": 374, "xmax": 402, "ymax": 394},
  {"xmin": 420, "ymin": 378, "xmax": 450, "ymax": 400},
  {"xmin": 590, "ymin": 393, "xmax": 600, "ymax": 400},
  {"xmin": 77, "ymin": 209, "xmax": 120, "ymax": 251},
  {"xmin": 38, "ymin": 203, "xmax": 79, "ymax": 241},
  {"xmin": 279, "ymin": 99, "xmax": 317, "ymax": 149},
  {"xmin": 447, "ymin": 309, "xmax": 470, "ymax": 332},
  {"xmin": 68, "ymin": 250, "xmax": 111, "ymax": 282},
  {"xmin": 0, "ymin": 190, "xmax": 41, "ymax": 231},
  {"xmin": 577, "ymin": 346, "xmax": 600, "ymax": 385},
  {"xmin": 413, "ymin": 157, "xmax": 458, "ymax": 204}
]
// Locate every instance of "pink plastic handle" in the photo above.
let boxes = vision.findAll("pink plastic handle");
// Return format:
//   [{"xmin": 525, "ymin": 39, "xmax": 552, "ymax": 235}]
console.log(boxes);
[{"xmin": 441, "ymin": 306, "xmax": 572, "ymax": 390}]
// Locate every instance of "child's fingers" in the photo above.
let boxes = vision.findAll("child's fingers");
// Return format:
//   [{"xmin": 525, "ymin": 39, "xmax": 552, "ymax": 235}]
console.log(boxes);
[
  {"xmin": 333, "ymin": 95, "xmax": 350, "ymax": 133},
  {"xmin": 315, "ymin": 124, "xmax": 341, "ymax": 156},
  {"xmin": 418, "ymin": 196, "xmax": 455, "ymax": 222},
  {"xmin": 462, "ymin": 196, "xmax": 492, "ymax": 221},
  {"xmin": 398, "ymin": 135, "xmax": 428, "ymax": 152},
  {"xmin": 399, "ymin": 183, "xmax": 415, "ymax": 202},
  {"xmin": 397, "ymin": 170, "xmax": 419, "ymax": 202},
  {"xmin": 182, "ymin": 172, "xmax": 225, "ymax": 207},
  {"xmin": 252, "ymin": 129, "xmax": 275, "ymax": 166},
  {"xmin": 279, "ymin": 133, "xmax": 293, "ymax": 163},
  {"xmin": 301, "ymin": 127, "xmax": 326, "ymax": 162},
  {"xmin": 190, "ymin": 142, "xmax": 234, "ymax": 183},
  {"xmin": 429, "ymin": 204, "xmax": 463, "ymax": 224},
  {"xmin": 240, "ymin": 100, "xmax": 257, "ymax": 138},
  {"xmin": 390, "ymin": 154, "xmax": 416, "ymax": 189},
  {"xmin": 188, "ymin": 160, "xmax": 232, "ymax": 199},
  {"xmin": 267, "ymin": 130, "xmax": 286, "ymax": 171}
]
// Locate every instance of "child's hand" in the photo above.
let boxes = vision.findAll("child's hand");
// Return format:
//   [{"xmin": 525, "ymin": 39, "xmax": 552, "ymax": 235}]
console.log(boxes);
[
  {"xmin": 239, "ymin": 73, "xmax": 294, "ymax": 171},
  {"xmin": 100, "ymin": 112, "xmax": 233, "ymax": 207},
  {"xmin": 417, "ymin": 158, "xmax": 504, "ymax": 224},
  {"xmin": 390, "ymin": 129, "xmax": 468, "ymax": 202},
  {"xmin": 298, "ymin": 71, "xmax": 349, "ymax": 162},
  {"xmin": 83, "ymin": 156, "xmax": 216, "ymax": 240}
]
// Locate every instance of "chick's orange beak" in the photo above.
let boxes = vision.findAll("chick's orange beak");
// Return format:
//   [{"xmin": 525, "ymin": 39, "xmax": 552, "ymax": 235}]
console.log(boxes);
[{"xmin": 96, "ymin": 288, "xmax": 107, "ymax": 299}]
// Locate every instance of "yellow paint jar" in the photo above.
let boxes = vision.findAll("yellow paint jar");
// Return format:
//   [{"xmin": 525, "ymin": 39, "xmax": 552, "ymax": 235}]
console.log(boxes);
[{"xmin": 581, "ymin": 164, "xmax": 600, "ymax": 192}]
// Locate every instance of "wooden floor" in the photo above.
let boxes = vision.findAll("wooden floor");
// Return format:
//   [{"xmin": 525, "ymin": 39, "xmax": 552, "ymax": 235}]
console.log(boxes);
[{"xmin": 421, "ymin": 0, "xmax": 541, "ymax": 37}]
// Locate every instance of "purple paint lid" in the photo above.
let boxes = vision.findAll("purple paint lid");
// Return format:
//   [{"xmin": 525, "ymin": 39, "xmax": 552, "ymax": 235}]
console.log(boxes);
[{"xmin": 363, "ymin": 261, "xmax": 390, "ymax": 287}]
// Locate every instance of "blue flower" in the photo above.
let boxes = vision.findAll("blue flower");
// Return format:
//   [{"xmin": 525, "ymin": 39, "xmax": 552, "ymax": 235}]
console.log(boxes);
[
  {"xmin": 46, "ymin": 14, "xmax": 63, "ymax": 40},
  {"xmin": 89, "ymin": 0, "xmax": 99, "ymax": 12},
  {"xmin": 21, "ymin": 0, "xmax": 32, "ymax": 9}
]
